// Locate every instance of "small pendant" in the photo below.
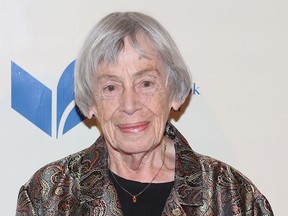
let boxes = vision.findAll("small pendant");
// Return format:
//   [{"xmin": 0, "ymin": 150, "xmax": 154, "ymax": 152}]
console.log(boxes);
[{"xmin": 132, "ymin": 196, "xmax": 137, "ymax": 203}]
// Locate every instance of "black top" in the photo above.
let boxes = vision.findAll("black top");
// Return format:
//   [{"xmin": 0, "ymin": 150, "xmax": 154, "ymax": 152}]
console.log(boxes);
[{"xmin": 109, "ymin": 171, "xmax": 174, "ymax": 216}]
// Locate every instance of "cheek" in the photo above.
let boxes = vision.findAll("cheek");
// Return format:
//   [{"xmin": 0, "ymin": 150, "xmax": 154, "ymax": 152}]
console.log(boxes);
[
  {"xmin": 94, "ymin": 90, "xmax": 172, "ymax": 121},
  {"xmin": 95, "ymin": 98, "xmax": 120, "ymax": 122},
  {"xmin": 141, "ymin": 93, "xmax": 171, "ymax": 116}
]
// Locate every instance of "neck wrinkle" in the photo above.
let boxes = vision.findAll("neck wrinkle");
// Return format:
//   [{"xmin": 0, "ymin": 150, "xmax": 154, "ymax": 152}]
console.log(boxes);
[{"xmin": 108, "ymin": 139, "xmax": 169, "ymax": 182}]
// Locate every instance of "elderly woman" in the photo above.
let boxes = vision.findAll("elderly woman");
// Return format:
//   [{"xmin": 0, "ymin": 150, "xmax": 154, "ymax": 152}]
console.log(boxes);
[{"xmin": 16, "ymin": 12, "xmax": 273, "ymax": 215}]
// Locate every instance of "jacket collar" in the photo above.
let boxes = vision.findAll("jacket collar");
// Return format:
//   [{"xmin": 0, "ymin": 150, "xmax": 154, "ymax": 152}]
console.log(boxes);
[
  {"xmin": 72, "ymin": 135, "xmax": 113, "ymax": 204},
  {"xmin": 165, "ymin": 121, "xmax": 203, "ymax": 206}
]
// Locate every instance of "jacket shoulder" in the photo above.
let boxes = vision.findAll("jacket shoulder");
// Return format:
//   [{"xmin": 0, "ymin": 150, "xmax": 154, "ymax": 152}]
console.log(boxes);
[
  {"xmin": 16, "ymin": 141, "xmax": 103, "ymax": 215},
  {"xmin": 197, "ymin": 154, "xmax": 273, "ymax": 215}
]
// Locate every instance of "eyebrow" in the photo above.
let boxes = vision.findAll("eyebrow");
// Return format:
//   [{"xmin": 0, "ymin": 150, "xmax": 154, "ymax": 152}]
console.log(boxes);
[
  {"xmin": 96, "ymin": 68, "xmax": 160, "ymax": 81},
  {"xmin": 133, "ymin": 68, "xmax": 160, "ymax": 78}
]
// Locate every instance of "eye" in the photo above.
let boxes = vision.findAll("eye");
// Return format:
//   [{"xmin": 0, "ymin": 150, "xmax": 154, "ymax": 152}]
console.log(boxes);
[
  {"xmin": 104, "ymin": 85, "xmax": 116, "ymax": 92},
  {"xmin": 142, "ymin": 80, "xmax": 153, "ymax": 88},
  {"xmin": 137, "ymin": 79, "xmax": 158, "ymax": 94},
  {"xmin": 101, "ymin": 84, "xmax": 121, "ymax": 98}
]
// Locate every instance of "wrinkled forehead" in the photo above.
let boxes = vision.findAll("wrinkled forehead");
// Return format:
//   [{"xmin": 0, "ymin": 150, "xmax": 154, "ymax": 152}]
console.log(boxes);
[
  {"xmin": 96, "ymin": 41, "xmax": 165, "ymax": 80},
  {"xmin": 94, "ymin": 38, "xmax": 166, "ymax": 83},
  {"xmin": 98, "ymin": 33, "xmax": 162, "ymax": 68}
]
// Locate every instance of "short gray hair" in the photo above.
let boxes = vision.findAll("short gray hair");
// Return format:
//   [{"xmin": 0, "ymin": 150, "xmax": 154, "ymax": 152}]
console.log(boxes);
[{"xmin": 74, "ymin": 12, "xmax": 192, "ymax": 117}]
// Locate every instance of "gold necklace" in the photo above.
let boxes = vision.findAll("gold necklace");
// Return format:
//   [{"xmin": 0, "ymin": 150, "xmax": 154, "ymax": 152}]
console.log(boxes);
[{"xmin": 110, "ymin": 144, "xmax": 167, "ymax": 203}]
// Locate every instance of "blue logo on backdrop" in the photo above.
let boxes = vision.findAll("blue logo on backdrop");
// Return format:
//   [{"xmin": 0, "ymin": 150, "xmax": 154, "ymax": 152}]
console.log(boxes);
[{"xmin": 11, "ymin": 61, "xmax": 85, "ymax": 138}]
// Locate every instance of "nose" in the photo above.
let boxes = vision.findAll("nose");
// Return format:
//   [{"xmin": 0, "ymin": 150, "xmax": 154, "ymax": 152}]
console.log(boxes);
[{"xmin": 120, "ymin": 88, "xmax": 141, "ymax": 115}]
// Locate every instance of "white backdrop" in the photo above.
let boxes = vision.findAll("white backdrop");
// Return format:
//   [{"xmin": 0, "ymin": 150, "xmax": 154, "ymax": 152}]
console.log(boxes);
[{"xmin": 1, "ymin": 0, "xmax": 287, "ymax": 215}]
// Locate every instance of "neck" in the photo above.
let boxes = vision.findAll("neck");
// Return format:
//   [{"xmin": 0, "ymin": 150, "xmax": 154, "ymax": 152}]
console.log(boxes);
[{"xmin": 108, "ymin": 138, "xmax": 175, "ymax": 183}]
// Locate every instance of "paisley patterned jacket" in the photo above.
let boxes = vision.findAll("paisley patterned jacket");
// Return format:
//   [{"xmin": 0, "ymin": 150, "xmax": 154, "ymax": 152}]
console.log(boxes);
[{"xmin": 16, "ymin": 122, "xmax": 273, "ymax": 215}]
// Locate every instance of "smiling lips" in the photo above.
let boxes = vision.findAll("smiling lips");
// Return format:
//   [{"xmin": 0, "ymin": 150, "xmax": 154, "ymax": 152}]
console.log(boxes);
[{"xmin": 117, "ymin": 121, "xmax": 149, "ymax": 134}]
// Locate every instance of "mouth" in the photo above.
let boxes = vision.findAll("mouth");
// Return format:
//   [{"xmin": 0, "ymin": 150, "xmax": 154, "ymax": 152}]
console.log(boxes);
[{"xmin": 117, "ymin": 121, "xmax": 150, "ymax": 134}]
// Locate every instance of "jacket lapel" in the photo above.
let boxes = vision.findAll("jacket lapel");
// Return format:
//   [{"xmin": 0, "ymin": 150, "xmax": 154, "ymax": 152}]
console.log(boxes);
[
  {"xmin": 76, "ymin": 135, "xmax": 123, "ymax": 215},
  {"xmin": 162, "ymin": 122, "xmax": 203, "ymax": 215}
]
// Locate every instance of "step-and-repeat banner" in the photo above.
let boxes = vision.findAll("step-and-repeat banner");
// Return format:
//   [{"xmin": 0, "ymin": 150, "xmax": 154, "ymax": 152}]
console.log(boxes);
[{"xmin": 1, "ymin": 1, "xmax": 287, "ymax": 215}]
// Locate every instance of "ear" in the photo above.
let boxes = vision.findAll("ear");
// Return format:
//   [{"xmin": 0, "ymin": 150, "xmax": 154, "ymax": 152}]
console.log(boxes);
[
  {"xmin": 171, "ymin": 100, "xmax": 182, "ymax": 111},
  {"xmin": 87, "ymin": 107, "xmax": 97, "ymax": 119}
]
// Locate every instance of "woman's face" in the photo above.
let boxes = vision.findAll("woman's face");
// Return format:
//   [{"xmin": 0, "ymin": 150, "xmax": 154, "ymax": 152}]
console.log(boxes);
[{"xmin": 89, "ymin": 36, "xmax": 180, "ymax": 154}]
